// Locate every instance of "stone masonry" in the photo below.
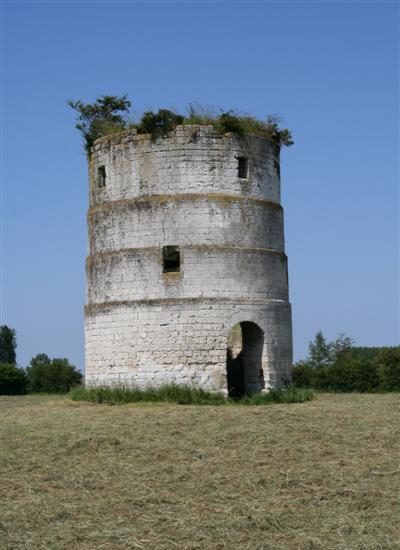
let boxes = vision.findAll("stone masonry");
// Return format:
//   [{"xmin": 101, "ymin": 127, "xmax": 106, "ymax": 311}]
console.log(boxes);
[{"xmin": 85, "ymin": 125, "xmax": 293, "ymax": 394}]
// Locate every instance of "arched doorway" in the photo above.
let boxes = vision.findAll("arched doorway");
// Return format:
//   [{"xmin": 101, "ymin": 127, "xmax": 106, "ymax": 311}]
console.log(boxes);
[{"xmin": 226, "ymin": 322, "xmax": 265, "ymax": 398}]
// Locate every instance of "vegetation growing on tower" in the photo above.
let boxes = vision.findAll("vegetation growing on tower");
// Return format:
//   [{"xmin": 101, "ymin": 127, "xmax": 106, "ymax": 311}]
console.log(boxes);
[
  {"xmin": 68, "ymin": 95, "xmax": 294, "ymax": 155},
  {"xmin": 68, "ymin": 95, "xmax": 132, "ymax": 153}
]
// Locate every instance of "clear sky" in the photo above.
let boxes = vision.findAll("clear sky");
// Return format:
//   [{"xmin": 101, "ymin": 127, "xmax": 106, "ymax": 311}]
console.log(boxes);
[{"xmin": 2, "ymin": 0, "xmax": 399, "ymax": 369}]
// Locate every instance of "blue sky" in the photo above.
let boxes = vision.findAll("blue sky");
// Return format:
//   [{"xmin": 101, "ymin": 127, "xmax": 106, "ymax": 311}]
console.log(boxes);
[{"xmin": 2, "ymin": 0, "xmax": 399, "ymax": 369}]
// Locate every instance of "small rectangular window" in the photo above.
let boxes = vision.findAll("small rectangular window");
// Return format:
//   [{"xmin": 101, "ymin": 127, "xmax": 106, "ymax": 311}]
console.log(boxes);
[
  {"xmin": 163, "ymin": 246, "xmax": 180, "ymax": 273},
  {"xmin": 97, "ymin": 165, "xmax": 106, "ymax": 188},
  {"xmin": 237, "ymin": 157, "xmax": 248, "ymax": 179}
]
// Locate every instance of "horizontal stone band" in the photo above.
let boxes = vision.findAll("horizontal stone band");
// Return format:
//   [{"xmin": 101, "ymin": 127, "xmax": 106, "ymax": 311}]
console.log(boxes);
[
  {"xmin": 86, "ymin": 245, "xmax": 287, "ymax": 265},
  {"xmin": 85, "ymin": 296, "xmax": 289, "ymax": 314},
  {"xmin": 88, "ymin": 193, "xmax": 282, "ymax": 218}
]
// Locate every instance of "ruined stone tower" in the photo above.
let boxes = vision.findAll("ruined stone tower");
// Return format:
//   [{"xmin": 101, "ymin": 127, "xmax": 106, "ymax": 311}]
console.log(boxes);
[{"xmin": 85, "ymin": 125, "xmax": 292, "ymax": 395}]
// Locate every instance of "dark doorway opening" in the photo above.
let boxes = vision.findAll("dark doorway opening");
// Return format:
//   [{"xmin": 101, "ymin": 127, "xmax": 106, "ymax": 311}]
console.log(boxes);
[
  {"xmin": 226, "ymin": 348, "xmax": 244, "ymax": 398},
  {"xmin": 226, "ymin": 322, "xmax": 264, "ymax": 398}
]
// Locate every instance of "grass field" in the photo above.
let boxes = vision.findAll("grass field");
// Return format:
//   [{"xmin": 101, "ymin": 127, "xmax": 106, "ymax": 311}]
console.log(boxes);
[{"xmin": 0, "ymin": 393, "xmax": 399, "ymax": 549}]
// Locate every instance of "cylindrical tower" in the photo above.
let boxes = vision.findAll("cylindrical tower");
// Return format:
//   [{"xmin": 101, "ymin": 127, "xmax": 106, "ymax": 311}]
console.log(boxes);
[{"xmin": 85, "ymin": 125, "xmax": 292, "ymax": 395}]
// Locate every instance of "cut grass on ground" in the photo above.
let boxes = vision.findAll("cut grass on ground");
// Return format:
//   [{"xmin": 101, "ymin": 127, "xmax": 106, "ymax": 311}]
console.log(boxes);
[
  {"xmin": 0, "ymin": 393, "xmax": 399, "ymax": 549},
  {"xmin": 69, "ymin": 384, "xmax": 315, "ymax": 405}
]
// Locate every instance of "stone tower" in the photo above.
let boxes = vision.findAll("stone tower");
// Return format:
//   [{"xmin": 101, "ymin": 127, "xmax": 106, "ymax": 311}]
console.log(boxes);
[{"xmin": 85, "ymin": 125, "xmax": 292, "ymax": 395}]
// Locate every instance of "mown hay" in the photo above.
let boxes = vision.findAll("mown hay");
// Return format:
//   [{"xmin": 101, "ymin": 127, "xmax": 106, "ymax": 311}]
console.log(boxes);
[{"xmin": 1, "ymin": 393, "xmax": 399, "ymax": 549}]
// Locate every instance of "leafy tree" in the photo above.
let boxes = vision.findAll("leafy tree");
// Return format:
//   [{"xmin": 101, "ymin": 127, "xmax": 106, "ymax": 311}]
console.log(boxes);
[
  {"xmin": 0, "ymin": 363, "xmax": 27, "ymax": 395},
  {"xmin": 26, "ymin": 353, "xmax": 51, "ymax": 392},
  {"xmin": 0, "ymin": 325, "xmax": 17, "ymax": 364},
  {"xmin": 68, "ymin": 95, "xmax": 131, "ymax": 153},
  {"xmin": 308, "ymin": 330, "xmax": 333, "ymax": 369},
  {"xmin": 374, "ymin": 348, "xmax": 400, "ymax": 391},
  {"xmin": 26, "ymin": 354, "xmax": 82, "ymax": 393},
  {"xmin": 331, "ymin": 332, "xmax": 354, "ymax": 359},
  {"xmin": 348, "ymin": 346, "xmax": 385, "ymax": 363}
]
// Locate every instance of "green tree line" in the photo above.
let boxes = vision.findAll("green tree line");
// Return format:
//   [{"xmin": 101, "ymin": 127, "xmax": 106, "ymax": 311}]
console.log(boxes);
[
  {"xmin": 292, "ymin": 331, "xmax": 400, "ymax": 392},
  {"xmin": 0, "ymin": 326, "xmax": 82, "ymax": 395}
]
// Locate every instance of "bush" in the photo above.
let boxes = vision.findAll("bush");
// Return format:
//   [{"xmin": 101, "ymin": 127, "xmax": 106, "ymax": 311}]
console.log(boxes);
[
  {"xmin": 311, "ymin": 365, "xmax": 329, "ymax": 390},
  {"xmin": 292, "ymin": 350, "xmax": 400, "ymax": 393},
  {"xmin": 292, "ymin": 361, "xmax": 314, "ymax": 388},
  {"xmin": 137, "ymin": 109, "xmax": 184, "ymax": 139},
  {"xmin": 0, "ymin": 363, "xmax": 27, "ymax": 395},
  {"xmin": 26, "ymin": 354, "xmax": 82, "ymax": 393},
  {"xmin": 323, "ymin": 360, "xmax": 358, "ymax": 392},
  {"xmin": 217, "ymin": 111, "xmax": 246, "ymax": 135},
  {"xmin": 297, "ymin": 359, "xmax": 380, "ymax": 393},
  {"xmin": 348, "ymin": 358, "xmax": 380, "ymax": 392}
]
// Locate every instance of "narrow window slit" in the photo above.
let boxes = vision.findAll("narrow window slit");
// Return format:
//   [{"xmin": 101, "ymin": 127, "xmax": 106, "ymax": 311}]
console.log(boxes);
[
  {"xmin": 163, "ymin": 246, "xmax": 180, "ymax": 273},
  {"xmin": 97, "ymin": 165, "xmax": 106, "ymax": 188},
  {"xmin": 237, "ymin": 157, "xmax": 249, "ymax": 179},
  {"xmin": 274, "ymin": 160, "xmax": 280, "ymax": 179}
]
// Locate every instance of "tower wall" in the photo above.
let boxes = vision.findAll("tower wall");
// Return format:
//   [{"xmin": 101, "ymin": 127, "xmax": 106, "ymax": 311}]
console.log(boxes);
[{"xmin": 85, "ymin": 125, "xmax": 292, "ymax": 391}]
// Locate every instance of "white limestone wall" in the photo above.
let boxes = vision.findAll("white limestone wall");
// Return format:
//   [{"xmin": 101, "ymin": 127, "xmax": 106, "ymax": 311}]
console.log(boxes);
[
  {"xmin": 88, "ymin": 196, "xmax": 284, "ymax": 254},
  {"xmin": 85, "ymin": 301, "xmax": 292, "ymax": 391},
  {"xmin": 87, "ymin": 248, "xmax": 288, "ymax": 303},
  {"xmin": 89, "ymin": 126, "xmax": 281, "ymax": 206},
  {"xmin": 85, "ymin": 126, "xmax": 292, "ymax": 392}
]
